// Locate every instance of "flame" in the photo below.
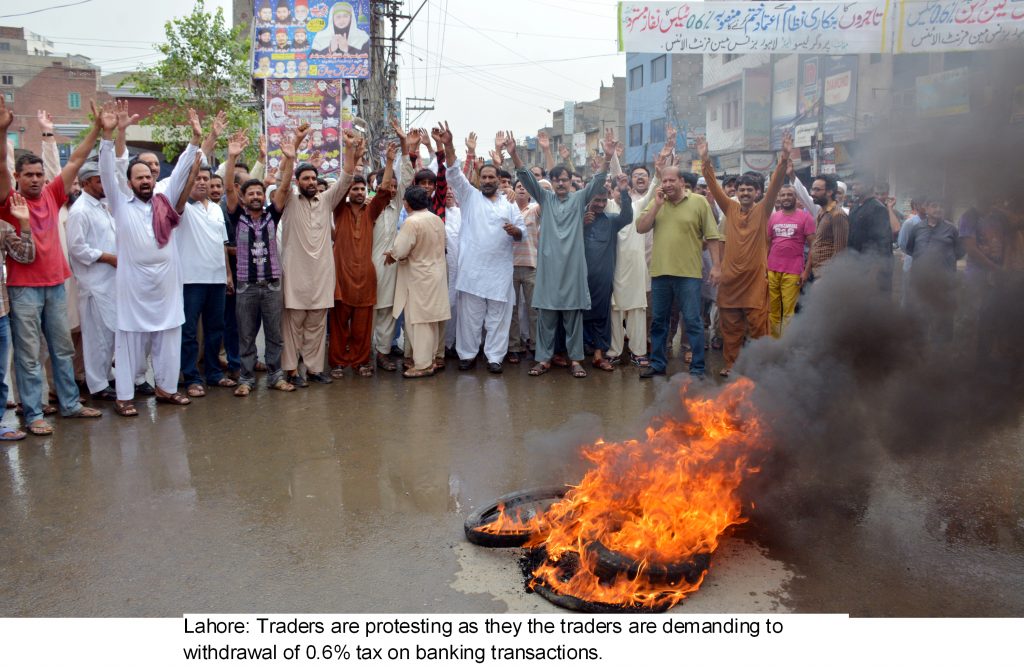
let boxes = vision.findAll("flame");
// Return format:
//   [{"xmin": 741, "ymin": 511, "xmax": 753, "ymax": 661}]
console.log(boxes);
[{"xmin": 522, "ymin": 379, "xmax": 765, "ymax": 609}]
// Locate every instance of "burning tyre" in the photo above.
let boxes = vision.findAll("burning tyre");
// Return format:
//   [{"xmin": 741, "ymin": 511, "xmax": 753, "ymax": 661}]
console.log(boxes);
[{"xmin": 464, "ymin": 485, "xmax": 570, "ymax": 547}]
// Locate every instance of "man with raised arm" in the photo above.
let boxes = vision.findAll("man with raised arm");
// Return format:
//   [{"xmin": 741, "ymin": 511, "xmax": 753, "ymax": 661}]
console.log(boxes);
[
  {"xmin": 98, "ymin": 104, "xmax": 203, "ymax": 416},
  {"xmin": 439, "ymin": 124, "xmax": 525, "ymax": 374},
  {"xmin": 510, "ymin": 128, "xmax": 615, "ymax": 379},
  {"xmin": 225, "ymin": 126, "xmax": 307, "ymax": 396},
  {"xmin": 279, "ymin": 129, "xmax": 358, "ymax": 387},
  {"xmin": 0, "ymin": 96, "xmax": 103, "ymax": 436},
  {"xmin": 697, "ymin": 131, "xmax": 792, "ymax": 377}
]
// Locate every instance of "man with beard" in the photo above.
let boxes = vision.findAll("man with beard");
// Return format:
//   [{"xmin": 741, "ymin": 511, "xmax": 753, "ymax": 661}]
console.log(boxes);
[
  {"xmin": 0, "ymin": 98, "xmax": 103, "ymax": 436},
  {"xmin": 280, "ymin": 129, "xmax": 359, "ymax": 387},
  {"xmin": 225, "ymin": 128, "xmax": 306, "ymax": 396},
  {"xmin": 583, "ymin": 175, "xmax": 633, "ymax": 371},
  {"xmin": 697, "ymin": 131, "xmax": 791, "ymax": 377},
  {"xmin": 439, "ymin": 124, "xmax": 524, "ymax": 374},
  {"xmin": 804, "ymin": 173, "xmax": 849, "ymax": 283},
  {"xmin": 848, "ymin": 179, "xmax": 895, "ymax": 295},
  {"xmin": 293, "ymin": 28, "xmax": 309, "ymax": 50},
  {"xmin": 506, "ymin": 178, "xmax": 540, "ymax": 364},
  {"xmin": 766, "ymin": 184, "xmax": 815, "ymax": 338},
  {"xmin": 511, "ymin": 129, "xmax": 615, "ymax": 379},
  {"xmin": 328, "ymin": 143, "xmax": 396, "ymax": 378},
  {"xmin": 98, "ymin": 105, "xmax": 204, "ymax": 416}
]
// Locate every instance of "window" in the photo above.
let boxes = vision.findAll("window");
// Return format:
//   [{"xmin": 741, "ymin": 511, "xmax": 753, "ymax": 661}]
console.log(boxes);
[
  {"xmin": 0, "ymin": 43, "xmax": 10, "ymax": 52},
  {"xmin": 650, "ymin": 117, "xmax": 666, "ymax": 144},
  {"xmin": 629, "ymin": 123, "xmax": 643, "ymax": 147},
  {"xmin": 723, "ymin": 54, "xmax": 740, "ymax": 64},
  {"xmin": 629, "ymin": 65, "xmax": 643, "ymax": 91},
  {"xmin": 6, "ymin": 131, "xmax": 17, "ymax": 149},
  {"xmin": 651, "ymin": 55, "xmax": 667, "ymax": 83},
  {"xmin": 68, "ymin": 92, "xmax": 81, "ymax": 109},
  {"xmin": 0, "ymin": 75, "xmax": 12, "ymax": 85},
  {"xmin": 2, "ymin": 91, "xmax": 11, "ymax": 103},
  {"xmin": 722, "ymin": 90, "xmax": 742, "ymax": 130}
]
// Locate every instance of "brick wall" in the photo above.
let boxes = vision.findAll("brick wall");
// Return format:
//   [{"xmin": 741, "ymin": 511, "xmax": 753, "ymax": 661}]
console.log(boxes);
[{"xmin": 9, "ymin": 65, "xmax": 107, "ymax": 158}]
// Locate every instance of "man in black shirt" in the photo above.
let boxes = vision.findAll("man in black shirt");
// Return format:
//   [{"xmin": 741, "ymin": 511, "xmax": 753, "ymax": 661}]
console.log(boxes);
[
  {"xmin": 848, "ymin": 179, "xmax": 895, "ymax": 295},
  {"xmin": 224, "ymin": 125, "xmax": 308, "ymax": 396}
]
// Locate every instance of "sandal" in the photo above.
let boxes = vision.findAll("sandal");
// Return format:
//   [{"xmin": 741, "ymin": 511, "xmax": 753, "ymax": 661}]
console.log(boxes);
[
  {"xmin": 433, "ymin": 357, "xmax": 446, "ymax": 371},
  {"xmin": 402, "ymin": 357, "xmax": 413, "ymax": 370},
  {"xmin": 376, "ymin": 353, "xmax": 397, "ymax": 371},
  {"xmin": 0, "ymin": 425, "xmax": 26, "ymax": 441},
  {"xmin": 14, "ymin": 404, "xmax": 57, "ymax": 417},
  {"xmin": 156, "ymin": 392, "xmax": 192, "ymax": 405},
  {"xmin": 570, "ymin": 361, "xmax": 588, "ymax": 378},
  {"xmin": 215, "ymin": 377, "xmax": 238, "ymax": 388},
  {"xmin": 28, "ymin": 419, "xmax": 53, "ymax": 436},
  {"xmin": 233, "ymin": 384, "xmax": 251, "ymax": 397},
  {"xmin": 592, "ymin": 358, "xmax": 614, "ymax": 372},
  {"xmin": 528, "ymin": 362, "xmax": 551, "ymax": 376},
  {"xmin": 114, "ymin": 401, "xmax": 138, "ymax": 417},
  {"xmin": 630, "ymin": 354, "xmax": 650, "ymax": 367},
  {"xmin": 270, "ymin": 379, "xmax": 295, "ymax": 392},
  {"xmin": 65, "ymin": 407, "xmax": 102, "ymax": 418},
  {"xmin": 357, "ymin": 364, "xmax": 374, "ymax": 378},
  {"xmin": 403, "ymin": 368, "xmax": 435, "ymax": 378},
  {"xmin": 506, "ymin": 352, "xmax": 521, "ymax": 364},
  {"xmin": 551, "ymin": 354, "xmax": 569, "ymax": 368},
  {"xmin": 719, "ymin": 368, "xmax": 731, "ymax": 378},
  {"xmin": 330, "ymin": 366, "xmax": 346, "ymax": 379},
  {"xmin": 186, "ymin": 384, "xmax": 206, "ymax": 398}
]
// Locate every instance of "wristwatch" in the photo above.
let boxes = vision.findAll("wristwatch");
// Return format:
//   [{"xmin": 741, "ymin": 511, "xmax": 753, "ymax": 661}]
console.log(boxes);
[{"xmin": 42, "ymin": 132, "xmax": 54, "ymax": 137}]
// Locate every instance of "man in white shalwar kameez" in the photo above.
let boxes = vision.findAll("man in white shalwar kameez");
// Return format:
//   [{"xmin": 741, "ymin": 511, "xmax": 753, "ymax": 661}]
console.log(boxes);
[
  {"xmin": 439, "ymin": 125, "xmax": 524, "ymax": 374},
  {"xmin": 98, "ymin": 107, "xmax": 203, "ymax": 414}
]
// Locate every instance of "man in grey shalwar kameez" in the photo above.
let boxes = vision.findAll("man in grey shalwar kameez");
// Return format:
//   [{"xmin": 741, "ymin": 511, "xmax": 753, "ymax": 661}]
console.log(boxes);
[{"xmin": 509, "ymin": 129, "xmax": 617, "ymax": 378}]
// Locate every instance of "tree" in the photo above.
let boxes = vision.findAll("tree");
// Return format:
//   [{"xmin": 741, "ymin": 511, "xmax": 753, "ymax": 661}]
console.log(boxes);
[{"xmin": 127, "ymin": 0, "xmax": 257, "ymax": 162}]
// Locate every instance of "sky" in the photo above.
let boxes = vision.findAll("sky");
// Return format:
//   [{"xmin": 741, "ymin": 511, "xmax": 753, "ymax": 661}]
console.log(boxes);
[{"xmin": 4, "ymin": 0, "xmax": 626, "ymax": 145}]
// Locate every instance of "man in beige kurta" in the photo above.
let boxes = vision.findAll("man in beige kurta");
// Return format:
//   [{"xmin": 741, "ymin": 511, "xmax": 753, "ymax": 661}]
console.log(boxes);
[
  {"xmin": 385, "ymin": 189, "xmax": 449, "ymax": 377},
  {"xmin": 280, "ymin": 162, "xmax": 354, "ymax": 383}
]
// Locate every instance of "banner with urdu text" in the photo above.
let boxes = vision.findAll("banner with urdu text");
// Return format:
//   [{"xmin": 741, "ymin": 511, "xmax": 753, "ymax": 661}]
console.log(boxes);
[
  {"xmin": 618, "ymin": 1, "xmax": 891, "ymax": 54},
  {"xmin": 895, "ymin": 0, "xmax": 1024, "ymax": 53}
]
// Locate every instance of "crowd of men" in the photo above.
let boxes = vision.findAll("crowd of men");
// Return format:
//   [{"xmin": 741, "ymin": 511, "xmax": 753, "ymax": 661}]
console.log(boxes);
[{"xmin": 0, "ymin": 95, "xmax": 1016, "ymax": 439}]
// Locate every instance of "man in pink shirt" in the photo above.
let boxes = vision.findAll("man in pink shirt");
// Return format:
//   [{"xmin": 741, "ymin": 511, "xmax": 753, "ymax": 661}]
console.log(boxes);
[{"xmin": 767, "ymin": 185, "xmax": 815, "ymax": 338}]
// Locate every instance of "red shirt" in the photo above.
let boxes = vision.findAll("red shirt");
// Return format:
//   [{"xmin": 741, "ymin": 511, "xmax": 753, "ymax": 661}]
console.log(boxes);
[{"xmin": 1, "ymin": 179, "xmax": 71, "ymax": 287}]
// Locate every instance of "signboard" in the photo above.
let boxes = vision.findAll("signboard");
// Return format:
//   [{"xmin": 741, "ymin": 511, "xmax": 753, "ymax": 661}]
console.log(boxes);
[
  {"xmin": 564, "ymin": 101, "xmax": 576, "ymax": 135},
  {"xmin": 895, "ymin": 0, "xmax": 1024, "ymax": 53},
  {"xmin": 572, "ymin": 132, "xmax": 587, "ymax": 166},
  {"xmin": 253, "ymin": 0, "xmax": 371, "ymax": 79},
  {"xmin": 264, "ymin": 78, "xmax": 352, "ymax": 177},
  {"xmin": 771, "ymin": 54, "xmax": 798, "ymax": 150},
  {"xmin": 798, "ymin": 55, "xmax": 820, "ymax": 118},
  {"xmin": 823, "ymin": 55, "xmax": 858, "ymax": 142},
  {"xmin": 915, "ymin": 67, "xmax": 970, "ymax": 118},
  {"xmin": 742, "ymin": 68, "xmax": 771, "ymax": 151},
  {"xmin": 794, "ymin": 122, "xmax": 818, "ymax": 148},
  {"xmin": 618, "ymin": 1, "xmax": 890, "ymax": 54}
]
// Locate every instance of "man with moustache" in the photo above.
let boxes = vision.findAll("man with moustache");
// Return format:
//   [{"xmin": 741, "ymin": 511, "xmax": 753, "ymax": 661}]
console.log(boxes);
[
  {"xmin": 766, "ymin": 184, "xmax": 815, "ymax": 338},
  {"xmin": 803, "ymin": 173, "xmax": 849, "ymax": 283}
]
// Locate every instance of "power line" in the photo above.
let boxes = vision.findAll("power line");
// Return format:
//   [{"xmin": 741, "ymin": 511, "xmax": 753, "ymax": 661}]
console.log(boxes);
[
  {"xmin": 403, "ymin": 52, "xmax": 620, "ymax": 72},
  {"xmin": 414, "ymin": 20, "xmax": 613, "ymax": 42},
  {"xmin": 0, "ymin": 0, "xmax": 94, "ymax": 19}
]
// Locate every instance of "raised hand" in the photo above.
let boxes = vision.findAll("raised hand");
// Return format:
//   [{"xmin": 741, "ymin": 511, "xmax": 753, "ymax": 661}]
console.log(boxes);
[
  {"xmin": 602, "ymin": 127, "xmax": 617, "ymax": 157},
  {"xmin": 406, "ymin": 126, "xmax": 422, "ymax": 148},
  {"xmin": 590, "ymin": 151, "xmax": 603, "ymax": 174},
  {"xmin": 435, "ymin": 121, "xmax": 453, "ymax": 146},
  {"xmin": 228, "ymin": 129, "xmax": 249, "ymax": 156},
  {"xmin": 431, "ymin": 125, "xmax": 444, "ymax": 146},
  {"xmin": 310, "ymin": 151, "xmax": 324, "ymax": 169},
  {"xmin": 419, "ymin": 127, "xmax": 433, "ymax": 151},
  {"xmin": 188, "ymin": 108, "xmax": 203, "ymax": 141},
  {"xmin": 494, "ymin": 131, "xmax": 506, "ymax": 151},
  {"xmin": 342, "ymin": 128, "xmax": 359, "ymax": 149},
  {"xmin": 537, "ymin": 131, "xmax": 550, "ymax": 151},
  {"xmin": 781, "ymin": 130, "xmax": 793, "ymax": 161},
  {"xmin": 37, "ymin": 110, "xmax": 54, "ymax": 134},
  {"xmin": 665, "ymin": 123, "xmax": 677, "ymax": 148},
  {"xmin": 211, "ymin": 110, "xmax": 227, "ymax": 138},
  {"xmin": 615, "ymin": 141, "xmax": 624, "ymax": 159},
  {"xmin": 280, "ymin": 133, "xmax": 297, "ymax": 159},
  {"xmin": 695, "ymin": 135, "xmax": 709, "ymax": 162},
  {"xmin": 258, "ymin": 133, "xmax": 267, "ymax": 159},
  {"xmin": 115, "ymin": 101, "xmax": 140, "ymax": 130},
  {"xmin": 8, "ymin": 192, "xmax": 30, "ymax": 225},
  {"xmin": 488, "ymin": 149, "xmax": 503, "ymax": 167},
  {"xmin": 0, "ymin": 95, "xmax": 13, "ymax": 131},
  {"xmin": 385, "ymin": 140, "xmax": 398, "ymax": 162},
  {"xmin": 465, "ymin": 131, "xmax": 477, "ymax": 153},
  {"xmin": 654, "ymin": 150, "xmax": 667, "ymax": 176},
  {"xmin": 654, "ymin": 186, "xmax": 666, "ymax": 207},
  {"xmin": 504, "ymin": 131, "xmax": 518, "ymax": 157},
  {"xmin": 292, "ymin": 122, "xmax": 311, "ymax": 153},
  {"xmin": 98, "ymin": 101, "xmax": 118, "ymax": 132},
  {"xmin": 558, "ymin": 144, "xmax": 570, "ymax": 160},
  {"xmin": 616, "ymin": 173, "xmax": 629, "ymax": 192}
]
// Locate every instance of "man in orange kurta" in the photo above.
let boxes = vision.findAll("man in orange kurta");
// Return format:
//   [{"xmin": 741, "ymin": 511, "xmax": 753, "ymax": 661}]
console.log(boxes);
[
  {"xmin": 698, "ymin": 132, "xmax": 792, "ymax": 376},
  {"xmin": 329, "ymin": 150, "xmax": 395, "ymax": 377}
]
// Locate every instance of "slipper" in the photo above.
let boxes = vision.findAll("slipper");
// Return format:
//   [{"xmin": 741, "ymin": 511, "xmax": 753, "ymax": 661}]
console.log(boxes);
[
  {"xmin": 528, "ymin": 362, "xmax": 551, "ymax": 376},
  {"xmin": 28, "ymin": 420, "xmax": 53, "ymax": 436},
  {"xmin": 14, "ymin": 404, "xmax": 58, "ymax": 417},
  {"xmin": 114, "ymin": 401, "xmax": 138, "ymax": 417},
  {"xmin": 433, "ymin": 357, "xmax": 446, "ymax": 371},
  {"xmin": 233, "ymin": 384, "xmax": 251, "ymax": 397},
  {"xmin": 270, "ymin": 379, "xmax": 295, "ymax": 392},
  {"xmin": 330, "ymin": 367, "xmax": 346, "ymax": 379},
  {"xmin": 570, "ymin": 361, "xmax": 588, "ymax": 378},
  {"xmin": 402, "ymin": 357, "xmax": 413, "ymax": 371},
  {"xmin": 90, "ymin": 387, "xmax": 118, "ymax": 402},
  {"xmin": 592, "ymin": 358, "xmax": 614, "ymax": 372},
  {"xmin": 65, "ymin": 406, "xmax": 102, "ymax": 418},
  {"xmin": 156, "ymin": 392, "xmax": 191, "ymax": 405},
  {"xmin": 376, "ymin": 354, "xmax": 397, "ymax": 371},
  {"xmin": 186, "ymin": 384, "xmax": 206, "ymax": 398},
  {"xmin": 357, "ymin": 364, "xmax": 374, "ymax": 378},
  {"xmin": 551, "ymin": 354, "xmax": 569, "ymax": 368},
  {"xmin": 215, "ymin": 377, "xmax": 238, "ymax": 388},
  {"xmin": 506, "ymin": 352, "xmax": 521, "ymax": 364},
  {"xmin": 403, "ymin": 368, "xmax": 435, "ymax": 378},
  {"xmin": 0, "ymin": 425, "xmax": 26, "ymax": 441}
]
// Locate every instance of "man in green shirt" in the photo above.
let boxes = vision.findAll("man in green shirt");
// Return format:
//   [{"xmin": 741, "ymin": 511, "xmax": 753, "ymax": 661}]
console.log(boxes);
[{"xmin": 636, "ymin": 166, "xmax": 721, "ymax": 378}]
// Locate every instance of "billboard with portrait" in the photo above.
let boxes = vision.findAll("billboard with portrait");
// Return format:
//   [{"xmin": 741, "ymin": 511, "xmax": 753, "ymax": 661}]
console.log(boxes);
[
  {"xmin": 253, "ymin": 0, "xmax": 371, "ymax": 79},
  {"xmin": 264, "ymin": 78, "xmax": 353, "ymax": 177}
]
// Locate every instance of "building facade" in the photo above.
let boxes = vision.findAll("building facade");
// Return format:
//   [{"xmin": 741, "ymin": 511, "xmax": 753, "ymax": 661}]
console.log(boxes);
[{"xmin": 624, "ymin": 53, "xmax": 704, "ymax": 168}]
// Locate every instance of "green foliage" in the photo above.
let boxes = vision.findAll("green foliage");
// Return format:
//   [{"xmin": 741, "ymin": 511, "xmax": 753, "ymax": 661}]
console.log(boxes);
[{"xmin": 126, "ymin": 0, "xmax": 257, "ymax": 162}]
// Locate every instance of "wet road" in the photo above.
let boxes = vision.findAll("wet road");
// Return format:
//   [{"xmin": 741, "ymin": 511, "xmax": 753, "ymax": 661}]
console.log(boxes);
[{"xmin": 1, "ymin": 352, "xmax": 1021, "ymax": 616}]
